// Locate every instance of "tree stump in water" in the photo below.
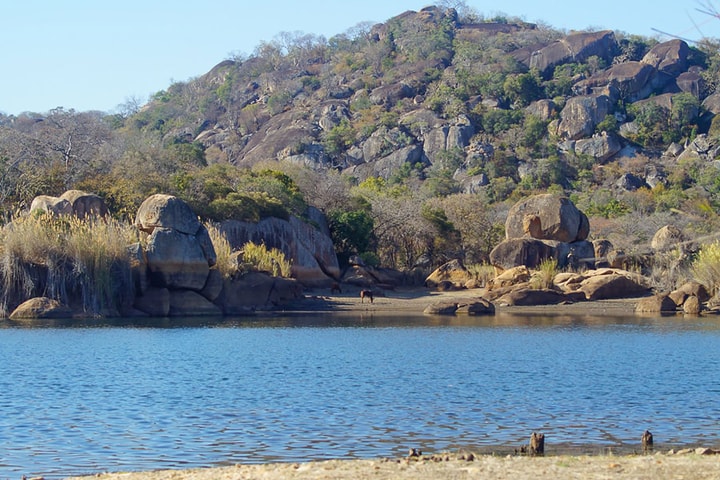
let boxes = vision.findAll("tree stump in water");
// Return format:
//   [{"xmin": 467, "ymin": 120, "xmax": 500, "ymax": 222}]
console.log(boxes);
[
  {"xmin": 529, "ymin": 432, "xmax": 545, "ymax": 455},
  {"xmin": 641, "ymin": 430, "xmax": 653, "ymax": 452}
]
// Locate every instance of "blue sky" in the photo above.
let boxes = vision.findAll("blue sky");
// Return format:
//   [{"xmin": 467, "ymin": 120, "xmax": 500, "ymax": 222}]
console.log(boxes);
[{"xmin": 1, "ymin": 0, "xmax": 717, "ymax": 115}]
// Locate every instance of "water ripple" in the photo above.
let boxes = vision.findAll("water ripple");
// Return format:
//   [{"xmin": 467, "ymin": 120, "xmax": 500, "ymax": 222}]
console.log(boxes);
[{"xmin": 0, "ymin": 314, "xmax": 719, "ymax": 478}]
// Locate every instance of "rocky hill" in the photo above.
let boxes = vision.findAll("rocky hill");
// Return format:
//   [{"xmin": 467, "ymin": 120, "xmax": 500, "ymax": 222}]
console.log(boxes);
[
  {"xmin": 141, "ymin": 7, "xmax": 718, "ymax": 185},
  {"xmin": 1, "ymin": 5, "xmax": 719, "ymax": 288}
]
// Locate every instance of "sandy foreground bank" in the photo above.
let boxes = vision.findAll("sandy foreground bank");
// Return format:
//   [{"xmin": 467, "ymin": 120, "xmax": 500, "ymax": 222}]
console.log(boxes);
[{"xmin": 67, "ymin": 452, "xmax": 720, "ymax": 480}]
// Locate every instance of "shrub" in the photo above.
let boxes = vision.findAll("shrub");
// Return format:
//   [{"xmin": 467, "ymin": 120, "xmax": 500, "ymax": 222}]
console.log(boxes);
[{"xmin": 240, "ymin": 241, "xmax": 292, "ymax": 278}]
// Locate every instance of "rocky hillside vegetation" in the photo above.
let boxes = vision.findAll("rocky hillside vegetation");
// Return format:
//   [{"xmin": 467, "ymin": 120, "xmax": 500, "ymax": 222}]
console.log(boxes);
[{"xmin": 2, "ymin": 4, "xmax": 720, "ymax": 291}]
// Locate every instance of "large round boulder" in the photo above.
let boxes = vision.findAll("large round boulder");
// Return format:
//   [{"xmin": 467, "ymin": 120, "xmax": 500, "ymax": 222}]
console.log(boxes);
[
  {"xmin": 59, "ymin": 190, "xmax": 109, "ymax": 218},
  {"xmin": 651, "ymin": 225, "xmax": 685, "ymax": 252},
  {"xmin": 9, "ymin": 297, "xmax": 73, "ymax": 320},
  {"xmin": 135, "ymin": 194, "xmax": 202, "ymax": 235},
  {"xmin": 425, "ymin": 259, "xmax": 473, "ymax": 289},
  {"xmin": 29, "ymin": 195, "xmax": 72, "ymax": 216},
  {"xmin": 504, "ymin": 194, "xmax": 585, "ymax": 243}
]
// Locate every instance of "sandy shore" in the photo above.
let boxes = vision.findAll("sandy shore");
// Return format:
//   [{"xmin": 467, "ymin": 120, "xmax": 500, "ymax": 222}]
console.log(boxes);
[
  {"xmin": 68, "ymin": 288, "xmax": 720, "ymax": 480},
  {"xmin": 297, "ymin": 285, "xmax": 643, "ymax": 317},
  {"xmin": 67, "ymin": 451, "xmax": 720, "ymax": 479}
]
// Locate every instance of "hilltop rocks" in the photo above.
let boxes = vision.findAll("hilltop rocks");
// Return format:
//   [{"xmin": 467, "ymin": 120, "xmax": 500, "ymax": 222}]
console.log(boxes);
[
  {"xmin": 526, "ymin": 30, "xmax": 616, "ymax": 77},
  {"xmin": 553, "ymin": 94, "xmax": 612, "ymax": 140},
  {"xmin": 642, "ymin": 39, "xmax": 690, "ymax": 75}
]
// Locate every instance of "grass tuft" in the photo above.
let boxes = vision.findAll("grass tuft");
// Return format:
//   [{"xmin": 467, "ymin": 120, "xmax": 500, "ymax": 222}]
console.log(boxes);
[{"xmin": 530, "ymin": 258, "xmax": 559, "ymax": 290}]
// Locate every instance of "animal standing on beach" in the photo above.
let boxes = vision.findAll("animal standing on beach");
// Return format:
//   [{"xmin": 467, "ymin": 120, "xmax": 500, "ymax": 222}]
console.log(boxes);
[
  {"xmin": 331, "ymin": 282, "xmax": 342, "ymax": 294},
  {"xmin": 360, "ymin": 289, "xmax": 374, "ymax": 303}
]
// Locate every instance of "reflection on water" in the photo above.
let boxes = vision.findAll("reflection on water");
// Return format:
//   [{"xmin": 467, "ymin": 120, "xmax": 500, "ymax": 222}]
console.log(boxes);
[{"xmin": 0, "ymin": 313, "xmax": 719, "ymax": 478}]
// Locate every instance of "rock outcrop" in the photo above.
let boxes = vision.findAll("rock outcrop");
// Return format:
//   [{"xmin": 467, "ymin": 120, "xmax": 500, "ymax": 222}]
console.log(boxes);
[
  {"xmin": 490, "ymin": 194, "xmax": 591, "ymax": 270},
  {"xmin": 30, "ymin": 190, "xmax": 108, "ymax": 218},
  {"xmin": 425, "ymin": 259, "xmax": 473, "ymax": 289},
  {"xmin": 59, "ymin": 190, "xmax": 109, "ymax": 218},
  {"xmin": 219, "ymin": 207, "xmax": 340, "ymax": 287},
  {"xmin": 29, "ymin": 195, "xmax": 72, "ymax": 216}
]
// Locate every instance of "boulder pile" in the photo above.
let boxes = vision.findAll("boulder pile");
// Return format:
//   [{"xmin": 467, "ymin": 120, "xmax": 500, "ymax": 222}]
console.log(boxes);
[{"xmin": 490, "ymin": 194, "xmax": 595, "ymax": 270}]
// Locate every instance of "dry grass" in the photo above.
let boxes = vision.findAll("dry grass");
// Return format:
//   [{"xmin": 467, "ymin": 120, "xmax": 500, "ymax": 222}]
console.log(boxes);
[
  {"xmin": 530, "ymin": 258, "xmax": 558, "ymax": 290},
  {"xmin": 205, "ymin": 222, "xmax": 235, "ymax": 279},
  {"xmin": 691, "ymin": 240, "xmax": 720, "ymax": 296},
  {"xmin": 0, "ymin": 214, "xmax": 136, "ymax": 316},
  {"xmin": 467, "ymin": 262, "xmax": 496, "ymax": 287},
  {"xmin": 241, "ymin": 241, "xmax": 293, "ymax": 278}
]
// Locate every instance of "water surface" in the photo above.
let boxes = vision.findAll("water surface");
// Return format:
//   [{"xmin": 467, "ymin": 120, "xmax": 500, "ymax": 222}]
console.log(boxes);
[{"xmin": 1, "ymin": 312, "xmax": 719, "ymax": 478}]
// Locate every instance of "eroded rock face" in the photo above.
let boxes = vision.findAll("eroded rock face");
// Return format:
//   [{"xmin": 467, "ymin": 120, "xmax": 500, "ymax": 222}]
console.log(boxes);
[
  {"xmin": 145, "ymin": 227, "xmax": 212, "ymax": 291},
  {"xmin": 219, "ymin": 210, "xmax": 340, "ymax": 287}
]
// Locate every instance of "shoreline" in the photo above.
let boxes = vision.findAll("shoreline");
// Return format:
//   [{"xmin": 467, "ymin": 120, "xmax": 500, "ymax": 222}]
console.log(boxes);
[
  {"xmin": 67, "ymin": 289, "xmax": 720, "ymax": 479},
  {"xmin": 295, "ymin": 285, "xmax": 645, "ymax": 317},
  {"xmin": 67, "ymin": 450, "xmax": 720, "ymax": 480}
]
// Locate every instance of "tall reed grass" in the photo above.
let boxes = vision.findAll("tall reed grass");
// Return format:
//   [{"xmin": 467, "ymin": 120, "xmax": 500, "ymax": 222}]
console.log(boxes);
[
  {"xmin": 691, "ymin": 241, "xmax": 720, "ymax": 296},
  {"xmin": 0, "ymin": 214, "xmax": 137, "ymax": 317},
  {"xmin": 205, "ymin": 222, "xmax": 235, "ymax": 279}
]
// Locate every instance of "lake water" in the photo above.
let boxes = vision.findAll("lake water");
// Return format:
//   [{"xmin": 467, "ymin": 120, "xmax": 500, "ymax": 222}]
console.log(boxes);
[{"xmin": 1, "ymin": 312, "xmax": 719, "ymax": 478}]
